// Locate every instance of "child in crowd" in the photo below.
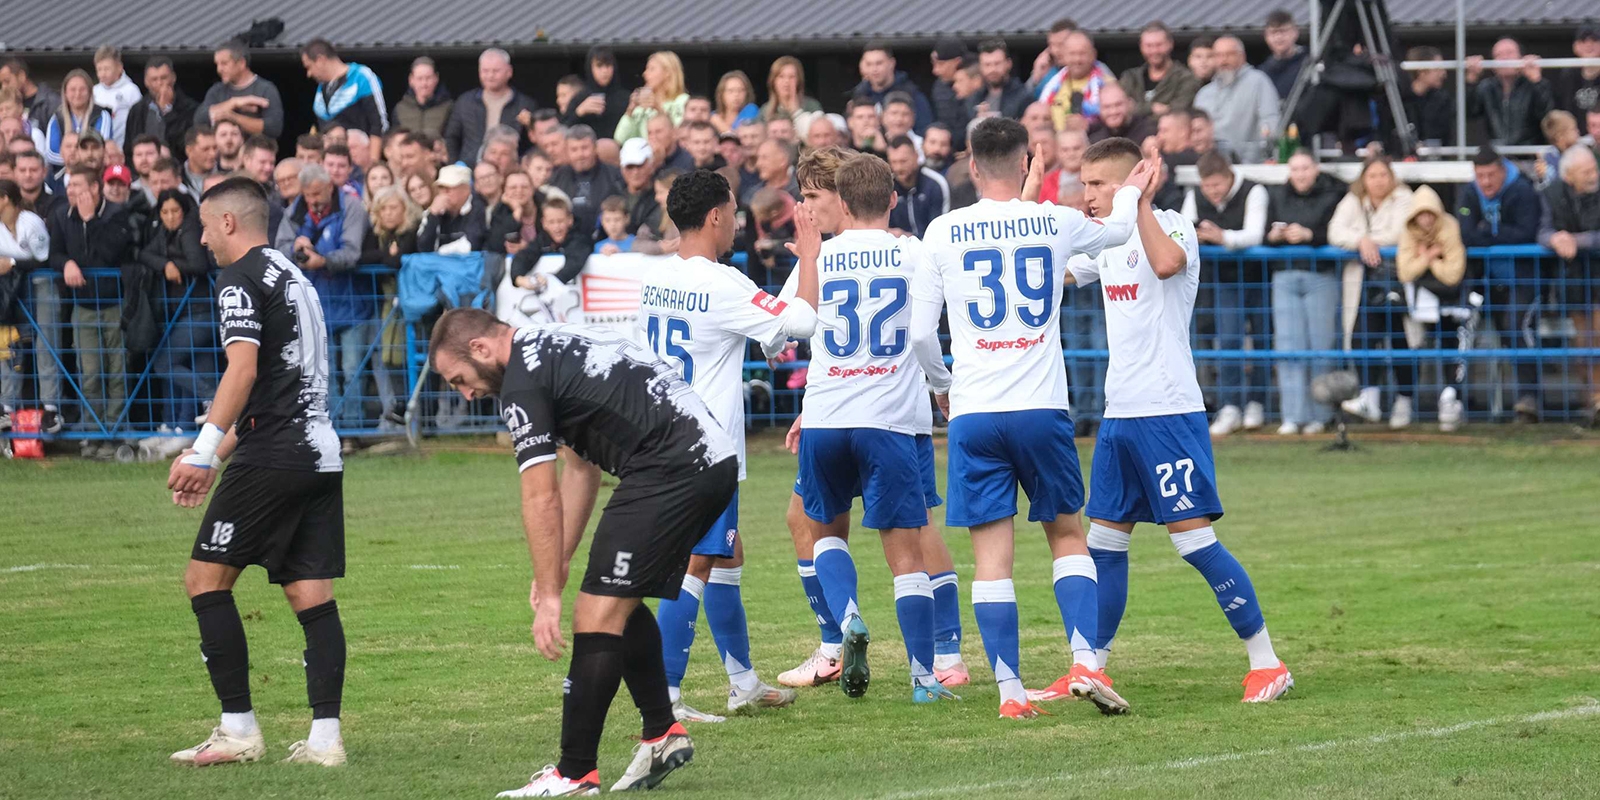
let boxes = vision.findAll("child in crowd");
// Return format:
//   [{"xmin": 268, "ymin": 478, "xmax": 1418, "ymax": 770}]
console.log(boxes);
[{"xmin": 593, "ymin": 195, "xmax": 635, "ymax": 254}]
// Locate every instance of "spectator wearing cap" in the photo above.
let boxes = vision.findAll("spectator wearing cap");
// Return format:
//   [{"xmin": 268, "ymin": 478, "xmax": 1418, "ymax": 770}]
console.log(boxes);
[
  {"xmin": 550, "ymin": 124, "xmax": 625, "ymax": 237},
  {"xmin": 711, "ymin": 71, "xmax": 761, "ymax": 136},
  {"xmin": 929, "ymin": 40, "xmax": 973, "ymax": 150},
  {"xmin": 854, "ymin": 42, "xmax": 935, "ymax": 134},
  {"xmin": 274, "ymin": 161, "xmax": 372, "ymax": 426},
  {"xmin": 180, "ymin": 125, "xmax": 216, "ymax": 197},
  {"xmin": 886, "ymin": 136, "xmax": 949, "ymax": 238},
  {"xmin": 72, "ymin": 129, "xmax": 107, "ymax": 175},
  {"xmin": 615, "ymin": 52, "xmax": 690, "ymax": 142},
  {"xmin": 1536, "ymin": 145, "xmax": 1600, "ymax": 423},
  {"xmin": 195, "ymin": 40, "xmax": 285, "ymax": 139},
  {"xmin": 394, "ymin": 57, "xmax": 453, "ymax": 138},
  {"xmin": 1193, "ymin": 36, "xmax": 1281, "ymax": 160},
  {"xmin": 101, "ymin": 164, "xmax": 141, "ymax": 232},
  {"xmin": 418, "ymin": 164, "xmax": 487, "ymax": 253},
  {"xmin": 48, "ymin": 164, "xmax": 131, "ymax": 433},
  {"xmin": 300, "ymin": 39, "xmax": 388, "ymax": 163},
  {"xmin": 647, "ymin": 115, "xmax": 695, "ymax": 174},
  {"xmin": 1086, "ymin": 84, "xmax": 1157, "ymax": 145},
  {"xmin": 968, "ymin": 39, "xmax": 1031, "ymax": 121},
  {"xmin": 1119, "ymin": 21, "xmax": 1203, "ymax": 116},
  {"xmin": 44, "ymin": 69, "xmax": 113, "ymax": 168},
  {"xmin": 1553, "ymin": 24, "xmax": 1600, "ymax": 118},
  {"xmin": 1259, "ymin": 9, "xmax": 1307, "ymax": 102},
  {"xmin": 617, "ymin": 138, "xmax": 660, "ymax": 232},
  {"xmin": 761, "ymin": 57, "xmax": 824, "ymax": 132},
  {"xmin": 1040, "ymin": 30, "xmax": 1117, "ymax": 130},
  {"xmin": 445, "ymin": 48, "xmax": 538, "ymax": 165},
  {"xmin": 1465, "ymin": 38, "xmax": 1555, "ymax": 147},
  {"xmin": 91, "ymin": 47, "xmax": 143, "ymax": 149},
  {"xmin": 123, "ymin": 57, "xmax": 196, "ymax": 158},
  {"xmin": 0, "ymin": 58, "xmax": 62, "ymax": 133}
]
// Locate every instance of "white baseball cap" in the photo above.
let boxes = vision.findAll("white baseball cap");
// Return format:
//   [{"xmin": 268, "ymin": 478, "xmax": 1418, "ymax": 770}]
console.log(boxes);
[{"xmin": 620, "ymin": 138, "xmax": 653, "ymax": 167}]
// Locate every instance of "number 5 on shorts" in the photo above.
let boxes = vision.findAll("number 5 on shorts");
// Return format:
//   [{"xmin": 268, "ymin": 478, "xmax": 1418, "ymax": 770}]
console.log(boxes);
[{"xmin": 613, "ymin": 551, "xmax": 632, "ymax": 577}]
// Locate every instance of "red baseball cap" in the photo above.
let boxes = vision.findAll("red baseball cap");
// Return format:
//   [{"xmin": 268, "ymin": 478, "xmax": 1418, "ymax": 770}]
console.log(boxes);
[{"xmin": 102, "ymin": 164, "xmax": 134, "ymax": 185}]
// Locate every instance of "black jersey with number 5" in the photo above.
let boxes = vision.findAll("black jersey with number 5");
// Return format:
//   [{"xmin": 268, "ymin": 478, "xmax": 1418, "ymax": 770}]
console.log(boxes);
[
  {"xmin": 499, "ymin": 325, "xmax": 736, "ymax": 478},
  {"xmin": 215, "ymin": 245, "xmax": 343, "ymax": 473}
]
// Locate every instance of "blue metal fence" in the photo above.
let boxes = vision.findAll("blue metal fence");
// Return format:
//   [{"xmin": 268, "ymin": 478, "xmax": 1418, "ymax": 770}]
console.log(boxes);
[{"xmin": 2, "ymin": 245, "xmax": 1596, "ymax": 455}]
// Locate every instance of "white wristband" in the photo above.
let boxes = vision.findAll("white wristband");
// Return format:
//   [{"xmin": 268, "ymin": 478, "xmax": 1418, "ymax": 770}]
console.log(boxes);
[{"xmin": 189, "ymin": 422, "xmax": 226, "ymax": 466}]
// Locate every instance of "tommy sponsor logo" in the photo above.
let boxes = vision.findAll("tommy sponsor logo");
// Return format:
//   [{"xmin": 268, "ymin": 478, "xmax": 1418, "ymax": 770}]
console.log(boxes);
[
  {"xmin": 751, "ymin": 291, "xmax": 788, "ymax": 316},
  {"xmin": 975, "ymin": 331, "xmax": 1051, "ymax": 352},
  {"xmin": 827, "ymin": 364, "xmax": 899, "ymax": 378},
  {"xmin": 1105, "ymin": 283, "xmax": 1140, "ymax": 302}
]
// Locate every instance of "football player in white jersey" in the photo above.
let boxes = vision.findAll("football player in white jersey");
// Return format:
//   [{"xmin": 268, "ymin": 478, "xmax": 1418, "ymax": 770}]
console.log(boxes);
[
  {"xmin": 771, "ymin": 148, "xmax": 970, "ymax": 692},
  {"xmin": 636, "ymin": 169, "xmax": 819, "ymax": 721},
  {"xmin": 763, "ymin": 153, "xmax": 960, "ymax": 703},
  {"xmin": 911, "ymin": 117, "xmax": 1154, "ymax": 719},
  {"xmin": 1060, "ymin": 138, "xmax": 1292, "ymax": 704}
]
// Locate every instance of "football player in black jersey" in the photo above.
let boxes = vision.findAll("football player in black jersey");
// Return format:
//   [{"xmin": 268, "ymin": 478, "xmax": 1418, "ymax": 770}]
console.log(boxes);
[
  {"xmin": 167, "ymin": 177, "xmax": 348, "ymax": 768},
  {"xmin": 429, "ymin": 308, "xmax": 738, "ymax": 796}
]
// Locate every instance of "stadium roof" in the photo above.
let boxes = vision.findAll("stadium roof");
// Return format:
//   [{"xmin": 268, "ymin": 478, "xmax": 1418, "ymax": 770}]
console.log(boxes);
[{"xmin": 1, "ymin": 0, "xmax": 1593, "ymax": 55}]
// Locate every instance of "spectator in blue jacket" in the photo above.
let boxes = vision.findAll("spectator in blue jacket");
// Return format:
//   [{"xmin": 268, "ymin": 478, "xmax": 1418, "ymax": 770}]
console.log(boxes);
[
  {"xmin": 300, "ymin": 39, "xmax": 388, "ymax": 164},
  {"xmin": 275, "ymin": 161, "xmax": 372, "ymax": 426},
  {"xmin": 1456, "ymin": 146, "xmax": 1548, "ymax": 420},
  {"xmin": 885, "ymin": 136, "xmax": 948, "ymax": 238},
  {"xmin": 853, "ymin": 42, "xmax": 935, "ymax": 134}
]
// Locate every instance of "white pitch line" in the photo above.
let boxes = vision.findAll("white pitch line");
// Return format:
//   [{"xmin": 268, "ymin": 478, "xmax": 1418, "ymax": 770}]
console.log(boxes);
[
  {"xmin": 875, "ymin": 702, "xmax": 1600, "ymax": 800},
  {"xmin": 2, "ymin": 563, "xmax": 92, "ymax": 573}
]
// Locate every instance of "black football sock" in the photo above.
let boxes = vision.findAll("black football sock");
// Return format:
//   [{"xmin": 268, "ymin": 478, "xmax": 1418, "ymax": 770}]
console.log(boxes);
[
  {"xmin": 296, "ymin": 600, "xmax": 346, "ymax": 719},
  {"xmin": 620, "ymin": 604, "xmax": 676, "ymax": 740},
  {"xmin": 557, "ymin": 632, "xmax": 626, "ymax": 779},
  {"xmin": 191, "ymin": 590, "xmax": 252, "ymax": 713}
]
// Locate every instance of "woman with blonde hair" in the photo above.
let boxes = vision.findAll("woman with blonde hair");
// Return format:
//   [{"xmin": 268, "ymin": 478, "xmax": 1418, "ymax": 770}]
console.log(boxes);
[
  {"xmin": 44, "ymin": 69, "xmax": 113, "ymax": 166},
  {"xmin": 1328, "ymin": 154, "xmax": 1417, "ymax": 427},
  {"xmin": 358, "ymin": 185, "xmax": 420, "ymax": 430},
  {"xmin": 761, "ymin": 56, "xmax": 823, "ymax": 129},
  {"xmin": 711, "ymin": 70, "xmax": 761, "ymax": 135},
  {"xmin": 614, "ymin": 51, "xmax": 688, "ymax": 141}
]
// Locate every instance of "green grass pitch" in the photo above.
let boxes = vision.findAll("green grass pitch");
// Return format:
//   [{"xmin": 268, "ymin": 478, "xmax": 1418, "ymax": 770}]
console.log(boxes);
[{"xmin": 3, "ymin": 432, "xmax": 1598, "ymax": 799}]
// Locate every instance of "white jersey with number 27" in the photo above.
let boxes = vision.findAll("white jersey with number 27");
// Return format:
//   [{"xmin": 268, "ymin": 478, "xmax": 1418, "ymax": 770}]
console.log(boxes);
[
  {"xmin": 637, "ymin": 255, "xmax": 817, "ymax": 479},
  {"xmin": 915, "ymin": 190, "xmax": 1140, "ymax": 418}
]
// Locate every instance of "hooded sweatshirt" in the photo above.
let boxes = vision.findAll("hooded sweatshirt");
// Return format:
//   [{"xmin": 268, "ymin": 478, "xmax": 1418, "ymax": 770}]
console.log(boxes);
[
  {"xmin": 1396, "ymin": 185, "xmax": 1467, "ymax": 296},
  {"xmin": 1455, "ymin": 159, "xmax": 1543, "ymax": 246}
]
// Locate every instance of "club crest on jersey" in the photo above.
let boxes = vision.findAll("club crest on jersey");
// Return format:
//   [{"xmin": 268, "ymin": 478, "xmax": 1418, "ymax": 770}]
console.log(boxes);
[
  {"xmin": 502, "ymin": 403, "xmax": 530, "ymax": 431},
  {"xmin": 1126, "ymin": 250, "xmax": 1140, "ymax": 269},
  {"xmin": 218, "ymin": 285, "xmax": 253, "ymax": 311},
  {"xmin": 751, "ymin": 291, "xmax": 787, "ymax": 316}
]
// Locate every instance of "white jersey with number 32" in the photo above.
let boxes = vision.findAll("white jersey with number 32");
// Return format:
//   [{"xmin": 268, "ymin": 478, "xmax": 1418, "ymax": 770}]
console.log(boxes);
[{"xmin": 916, "ymin": 197, "xmax": 1118, "ymax": 418}]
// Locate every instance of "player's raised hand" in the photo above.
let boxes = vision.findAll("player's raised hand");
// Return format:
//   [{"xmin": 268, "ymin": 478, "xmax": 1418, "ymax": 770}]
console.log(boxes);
[
  {"xmin": 1123, "ymin": 157, "xmax": 1158, "ymax": 196},
  {"xmin": 1142, "ymin": 154, "xmax": 1167, "ymax": 202},
  {"xmin": 785, "ymin": 202, "xmax": 822, "ymax": 263},
  {"xmin": 1022, "ymin": 141, "xmax": 1049, "ymax": 202},
  {"xmin": 532, "ymin": 596, "xmax": 566, "ymax": 661}
]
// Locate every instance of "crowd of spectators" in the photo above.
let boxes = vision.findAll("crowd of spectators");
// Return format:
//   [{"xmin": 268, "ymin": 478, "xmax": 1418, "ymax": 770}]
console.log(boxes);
[{"xmin": 1, "ymin": 13, "xmax": 1599, "ymax": 451}]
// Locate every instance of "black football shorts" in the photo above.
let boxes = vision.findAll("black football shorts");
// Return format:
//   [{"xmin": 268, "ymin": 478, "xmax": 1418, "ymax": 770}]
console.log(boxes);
[
  {"xmin": 580, "ymin": 457, "xmax": 738, "ymax": 599},
  {"xmin": 193, "ymin": 463, "xmax": 345, "ymax": 585}
]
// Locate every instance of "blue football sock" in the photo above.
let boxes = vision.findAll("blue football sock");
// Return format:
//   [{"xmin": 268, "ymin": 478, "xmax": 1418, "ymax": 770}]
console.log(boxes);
[
  {"xmin": 704, "ymin": 567, "xmax": 757, "ymax": 691},
  {"xmin": 657, "ymin": 575, "xmax": 703, "ymax": 692},
  {"xmin": 812, "ymin": 537, "xmax": 860, "ymax": 627},
  {"xmin": 1172, "ymin": 527, "xmax": 1267, "ymax": 640},
  {"xmin": 1051, "ymin": 555, "xmax": 1099, "ymax": 669},
  {"xmin": 798, "ymin": 560, "xmax": 843, "ymax": 645},
  {"xmin": 929, "ymin": 571, "xmax": 962, "ymax": 657},
  {"xmin": 1087, "ymin": 524, "xmax": 1132, "ymax": 668},
  {"xmin": 893, "ymin": 572, "xmax": 936, "ymax": 686},
  {"xmin": 971, "ymin": 579, "xmax": 1024, "ymax": 705}
]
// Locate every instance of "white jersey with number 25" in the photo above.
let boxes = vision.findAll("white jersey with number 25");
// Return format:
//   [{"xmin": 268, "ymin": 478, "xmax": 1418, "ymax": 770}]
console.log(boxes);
[{"xmin": 916, "ymin": 190, "xmax": 1140, "ymax": 418}]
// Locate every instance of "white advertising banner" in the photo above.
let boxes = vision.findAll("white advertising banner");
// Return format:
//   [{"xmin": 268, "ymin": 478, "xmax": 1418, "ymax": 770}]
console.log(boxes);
[{"xmin": 494, "ymin": 253, "xmax": 666, "ymax": 337}]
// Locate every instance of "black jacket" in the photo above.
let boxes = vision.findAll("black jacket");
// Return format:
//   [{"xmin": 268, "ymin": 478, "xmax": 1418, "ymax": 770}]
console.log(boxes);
[
  {"xmin": 483, "ymin": 201, "xmax": 521, "ymax": 254},
  {"xmin": 124, "ymin": 89, "xmax": 199, "ymax": 158},
  {"xmin": 965, "ymin": 77, "xmax": 1032, "ymax": 121},
  {"xmin": 561, "ymin": 71, "xmax": 631, "ymax": 141},
  {"xmin": 1260, "ymin": 49, "xmax": 1309, "ymax": 102},
  {"xmin": 48, "ymin": 198, "xmax": 131, "ymax": 308},
  {"xmin": 1538, "ymin": 181, "xmax": 1600, "ymax": 250},
  {"xmin": 1468, "ymin": 77, "xmax": 1555, "ymax": 147},
  {"xmin": 509, "ymin": 229, "xmax": 593, "ymax": 284},
  {"xmin": 136, "ymin": 212, "xmax": 210, "ymax": 305},
  {"xmin": 931, "ymin": 79, "xmax": 970, "ymax": 150},
  {"xmin": 852, "ymin": 71, "xmax": 935, "ymax": 135},
  {"xmin": 1401, "ymin": 84, "xmax": 1455, "ymax": 146},
  {"xmin": 417, "ymin": 197, "xmax": 489, "ymax": 253},
  {"xmin": 549, "ymin": 162, "xmax": 626, "ymax": 235},
  {"xmin": 359, "ymin": 227, "xmax": 420, "ymax": 270},
  {"xmin": 1087, "ymin": 114, "xmax": 1158, "ymax": 145},
  {"xmin": 1455, "ymin": 172, "xmax": 1544, "ymax": 247},
  {"xmin": 1268, "ymin": 172, "xmax": 1348, "ymax": 270},
  {"xmin": 444, "ymin": 88, "xmax": 538, "ymax": 165}
]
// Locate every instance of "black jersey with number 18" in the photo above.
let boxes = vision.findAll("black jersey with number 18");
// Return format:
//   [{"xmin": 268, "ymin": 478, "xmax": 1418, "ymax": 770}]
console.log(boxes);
[{"xmin": 214, "ymin": 245, "xmax": 343, "ymax": 473}]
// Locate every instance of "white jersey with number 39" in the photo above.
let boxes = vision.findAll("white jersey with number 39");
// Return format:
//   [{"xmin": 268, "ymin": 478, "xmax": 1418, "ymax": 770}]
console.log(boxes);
[
  {"xmin": 916, "ymin": 196, "xmax": 1123, "ymax": 418},
  {"xmin": 1065, "ymin": 209, "xmax": 1205, "ymax": 419},
  {"xmin": 637, "ymin": 255, "xmax": 816, "ymax": 479}
]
